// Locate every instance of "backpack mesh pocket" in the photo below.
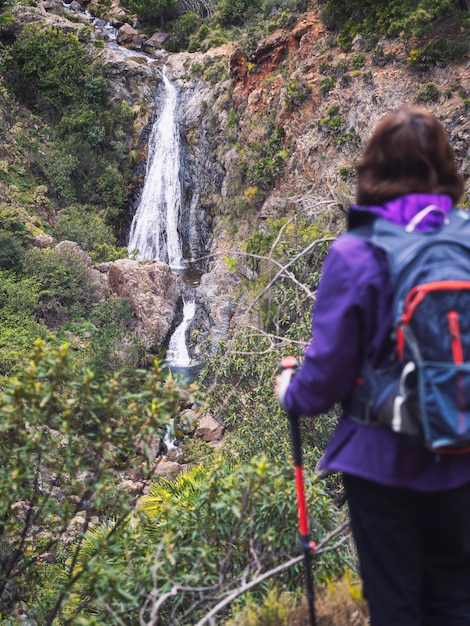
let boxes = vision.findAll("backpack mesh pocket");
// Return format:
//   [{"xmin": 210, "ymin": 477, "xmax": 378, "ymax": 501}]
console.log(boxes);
[{"xmin": 418, "ymin": 362, "xmax": 470, "ymax": 451}]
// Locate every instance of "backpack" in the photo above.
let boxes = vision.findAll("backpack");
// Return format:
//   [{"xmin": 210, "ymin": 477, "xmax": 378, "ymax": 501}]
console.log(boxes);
[{"xmin": 346, "ymin": 206, "xmax": 470, "ymax": 453}]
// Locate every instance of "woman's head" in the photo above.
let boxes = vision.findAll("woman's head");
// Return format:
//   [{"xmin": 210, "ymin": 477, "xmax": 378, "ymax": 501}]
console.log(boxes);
[{"xmin": 356, "ymin": 106, "xmax": 463, "ymax": 205}]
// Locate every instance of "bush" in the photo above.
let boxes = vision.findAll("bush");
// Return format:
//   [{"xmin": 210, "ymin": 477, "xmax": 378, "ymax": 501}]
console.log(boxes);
[
  {"xmin": 0, "ymin": 341, "xmax": 193, "ymax": 622},
  {"xmin": 87, "ymin": 297, "xmax": 145, "ymax": 375},
  {"xmin": 284, "ymin": 77, "xmax": 311, "ymax": 109},
  {"xmin": 319, "ymin": 0, "xmax": 468, "ymax": 42},
  {"xmin": 121, "ymin": 0, "xmax": 177, "ymax": 22},
  {"xmin": 319, "ymin": 77, "xmax": 336, "ymax": 95},
  {"xmin": 0, "ymin": 230, "xmax": 23, "ymax": 271},
  {"xmin": 57, "ymin": 455, "xmax": 347, "ymax": 624},
  {"xmin": 415, "ymin": 82, "xmax": 440, "ymax": 103},
  {"xmin": 173, "ymin": 11, "xmax": 201, "ymax": 48},
  {"xmin": 52, "ymin": 203, "xmax": 118, "ymax": 258},
  {"xmin": 22, "ymin": 247, "xmax": 92, "ymax": 326},
  {"xmin": 2, "ymin": 24, "xmax": 133, "ymax": 211}
]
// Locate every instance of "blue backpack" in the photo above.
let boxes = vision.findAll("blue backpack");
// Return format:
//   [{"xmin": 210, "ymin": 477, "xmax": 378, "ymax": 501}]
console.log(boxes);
[{"xmin": 346, "ymin": 207, "xmax": 470, "ymax": 453}]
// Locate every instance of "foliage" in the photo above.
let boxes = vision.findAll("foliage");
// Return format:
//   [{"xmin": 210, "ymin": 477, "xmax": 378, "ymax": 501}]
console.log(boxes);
[
  {"xmin": 86, "ymin": 297, "xmax": 145, "ymax": 376},
  {"xmin": 1, "ymin": 24, "xmax": 134, "ymax": 212},
  {"xmin": 2, "ymin": 25, "xmax": 93, "ymax": 117},
  {"xmin": 0, "ymin": 230, "xmax": 23, "ymax": 272},
  {"xmin": 407, "ymin": 39, "xmax": 469, "ymax": 70},
  {"xmin": 415, "ymin": 81, "xmax": 441, "ymax": 103},
  {"xmin": 319, "ymin": 0, "xmax": 470, "ymax": 48},
  {"xmin": 244, "ymin": 125, "xmax": 289, "ymax": 194},
  {"xmin": 22, "ymin": 247, "xmax": 93, "ymax": 327},
  {"xmin": 120, "ymin": 0, "xmax": 177, "ymax": 23},
  {"xmin": 224, "ymin": 587, "xmax": 297, "ymax": 625},
  {"xmin": 172, "ymin": 11, "xmax": 201, "ymax": 48},
  {"xmin": 284, "ymin": 77, "xmax": 311, "ymax": 110},
  {"xmin": 52, "ymin": 203, "xmax": 127, "ymax": 261},
  {"xmin": 214, "ymin": 0, "xmax": 262, "ymax": 27},
  {"xmin": 318, "ymin": 77, "xmax": 336, "ymax": 95},
  {"xmin": 58, "ymin": 455, "xmax": 347, "ymax": 624},
  {"xmin": 0, "ymin": 341, "xmax": 194, "ymax": 623}
]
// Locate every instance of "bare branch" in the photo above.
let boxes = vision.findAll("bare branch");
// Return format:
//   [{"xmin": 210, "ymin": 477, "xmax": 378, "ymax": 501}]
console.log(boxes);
[{"xmin": 192, "ymin": 519, "xmax": 351, "ymax": 626}]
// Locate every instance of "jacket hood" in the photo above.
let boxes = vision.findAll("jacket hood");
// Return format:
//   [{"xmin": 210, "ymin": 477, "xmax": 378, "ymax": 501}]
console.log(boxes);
[{"xmin": 348, "ymin": 193, "xmax": 454, "ymax": 231}]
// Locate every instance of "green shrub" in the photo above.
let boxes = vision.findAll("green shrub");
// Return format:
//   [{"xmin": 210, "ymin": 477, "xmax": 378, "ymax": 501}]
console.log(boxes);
[
  {"xmin": 22, "ymin": 247, "xmax": 92, "ymax": 326},
  {"xmin": 320, "ymin": 0, "xmax": 467, "ymax": 43},
  {"xmin": 225, "ymin": 587, "xmax": 297, "ymax": 626},
  {"xmin": 0, "ymin": 341, "xmax": 192, "ymax": 622},
  {"xmin": 52, "ymin": 203, "xmax": 116, "ymax": 255},
  {"xmin": 351, "ymin": 52, "xmax": 366, "ymax": 69},
  {"xmin": 58, "ymin": 454, "xmax": 347, "ymax": 624},
  {"xmin": 173, "ymin": 11, "xmax": 201, "ymax": 48},
  {"xmin": 87, "ymin": 297, "xmax": 145, "ymax": 375},
  {"xmin": 2, "ymin": 23, "xmax": 133, "ymax": 211},
  {"xmin": 120, "ymin": 0, "xmax": 177, "ymax": 22},
  {"xmin": 408, "ymin": 39, "xmax": 469, "ymax": 70},
  {"xmin": 318, "ymin": 77, "xmax": 336, "ymax": 95},
  {"xmin": 0, "ymin": 230, "xmax": 23, "ymax": 271},
  {"xmin": 415, "ymin": 82, "xmax": 440, "ymax": 103},
  {"xmin": 0, "ymin": 271, "xmax": 53, "ymax": 375},
  {"xmin": 284, "ymin": 77, "xmax": 311, "ymax": 109},
  {"xmin": 214, "ymin": 0, "xmax": 262, "ymax": 27}
]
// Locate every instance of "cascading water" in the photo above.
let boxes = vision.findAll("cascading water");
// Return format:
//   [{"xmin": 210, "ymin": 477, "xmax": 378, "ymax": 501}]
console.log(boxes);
[
  {"xmin": 166, "ymin": 299, "xmax": 196, "ymax": 367},
  {"xmin": 128, "ymin": 67, "xmax": 198, "ymax": 372},
  {"xmin": 128, "ymin": 67, "xmax": 184, "ymax": 269}
]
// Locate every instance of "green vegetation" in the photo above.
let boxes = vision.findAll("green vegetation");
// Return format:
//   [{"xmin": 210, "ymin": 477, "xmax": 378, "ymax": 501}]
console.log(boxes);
[
  {"xmin": 0, "ymin": 0, "xmax": 468, "ymax": 622},
  {"xmin": 319, "ymin": 0, "xmax": 470, "ymax": 50},
  {"xmin": 415, "ymin": 81, "xmax": 441, "ymax": 103},
  {"xmin": 117, "ymin": 0, "xmax": 308, "ymax": 52},
  {"xmin": 318, "ymin": 106, "xmax": 361, "ymax": 147},
  {"xmin": 0, "ymin": 342, "xmax": 195, "ymax": 623},
  {"xmin": 284, "ymin": 76, "xmax": 311, "ymax": 109},
  {"xmin": 239, "ymin": 124, "xmax": 290, "ymax": 200},
  {"xmin": 1, "ymin": 24, "xmax": 134, "ymax": 216}
]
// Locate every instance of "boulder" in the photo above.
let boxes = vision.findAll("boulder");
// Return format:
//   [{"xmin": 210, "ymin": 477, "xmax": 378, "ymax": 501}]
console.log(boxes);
[
  {"xmin": 33, "ymin": 234, "xmax": 54, "ymax": 249},
  {"xmin": 144, "ymin": 31, "xmax": 170, "ymax": 50},
  {"xmin": 352, "ymin": 34, "xmax": 366, "ymax": 51},
  {"xmin": 107, "ymin": 258, "xmax": 182, "ymax": 351},
  {"xmin": 109, "ymin": 0, "xmax": 129, "ymax": 27},
  {"xmin": 196, "ymin": 259, "xmax": 239, "ymax": 348},
  {"xmin": 154, "ymin": 459, "xmax": 183, "ymax": 478},
  {"xmin": 117, "ymin": 23, "xmax": 144, "ymax": 50},
  {"xmin": 229, "ymin": 46, "xmax": 247, "ymax": 81},
  {"xmin": 194, "ymin": 414, "xmax": 225, "ymax": 442}
]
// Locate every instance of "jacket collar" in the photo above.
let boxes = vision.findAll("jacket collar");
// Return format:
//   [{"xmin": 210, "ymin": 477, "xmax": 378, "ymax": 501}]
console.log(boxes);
[{"xmin": 348, "ymin": 194, "xmax": 453, "ymax": 231}]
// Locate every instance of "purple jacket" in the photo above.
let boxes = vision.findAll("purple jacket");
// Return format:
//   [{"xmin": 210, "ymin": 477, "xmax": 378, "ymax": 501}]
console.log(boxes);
[{"xmin": 283, "ymin": 193, "xmax": 470, "ymax": 491}]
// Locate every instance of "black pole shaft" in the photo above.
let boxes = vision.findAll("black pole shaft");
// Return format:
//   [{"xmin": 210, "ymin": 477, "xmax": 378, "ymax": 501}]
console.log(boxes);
[{"xmin": 289, "ymin": 414, "xmax": 316, "ymax": 626}]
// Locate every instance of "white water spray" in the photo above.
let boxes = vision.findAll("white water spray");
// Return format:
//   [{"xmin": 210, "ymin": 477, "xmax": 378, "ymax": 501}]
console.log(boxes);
[
  {"xmin": 128, "ymin": 67, "xmax": 184, "ymax": 268},
  {"xmin": 166, "ymin": 299, "xmax": 196, "ymax": 367}
]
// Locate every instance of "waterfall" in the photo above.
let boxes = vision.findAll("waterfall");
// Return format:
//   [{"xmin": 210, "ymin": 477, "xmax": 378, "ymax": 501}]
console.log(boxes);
[
  {"xmin": 128, "ymin": 67, "xmax": 184, "ymax": 268},
  {"xmin": 127, "ymin": 66, "xmax": 200, "ymax": 373},
  {"xmin": 166, "ymin": 299, "xmax": 196, "ymax": 367}
]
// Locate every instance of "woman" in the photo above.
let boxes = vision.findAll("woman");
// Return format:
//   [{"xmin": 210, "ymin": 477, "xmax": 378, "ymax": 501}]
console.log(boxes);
[{"xmin": 276, "ymin": 106, "xmax": 470, "ymax": 625}]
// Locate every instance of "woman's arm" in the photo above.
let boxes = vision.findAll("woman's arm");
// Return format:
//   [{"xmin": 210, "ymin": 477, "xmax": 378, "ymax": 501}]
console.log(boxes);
[{"xmin": 282, "ymin": 236, "xmax": 387, "ymax": 417}]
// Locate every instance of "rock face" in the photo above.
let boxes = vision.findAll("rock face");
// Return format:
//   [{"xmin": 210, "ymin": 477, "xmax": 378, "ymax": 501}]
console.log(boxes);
[
  {"xmin": 107, "ymin": 259, "xmax": 182, "ymax": 351},
  {"xmin": 195, "ymin": 260, "xmax": 239, "ymax": 352}
]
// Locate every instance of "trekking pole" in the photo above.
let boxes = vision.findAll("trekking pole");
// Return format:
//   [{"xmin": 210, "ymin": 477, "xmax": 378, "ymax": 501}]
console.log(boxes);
[{"xmin": 278, "ymin": 356, "xmax": 316, "ymax": 626}]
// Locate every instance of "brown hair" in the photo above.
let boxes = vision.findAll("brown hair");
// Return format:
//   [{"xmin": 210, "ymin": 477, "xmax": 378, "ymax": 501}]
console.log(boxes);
[{"xmin": 356, "ymin": 106, "xmax": 464, "ymax": 205}]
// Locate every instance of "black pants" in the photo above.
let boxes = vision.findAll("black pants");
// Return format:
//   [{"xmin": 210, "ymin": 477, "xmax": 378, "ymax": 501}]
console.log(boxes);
[{"xmin": 343, "ymin": 474, "xmax": 470, "ymax": 626}]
